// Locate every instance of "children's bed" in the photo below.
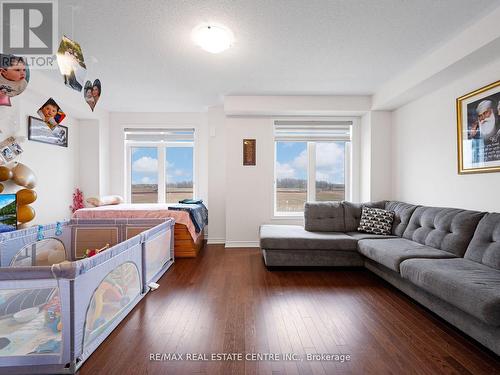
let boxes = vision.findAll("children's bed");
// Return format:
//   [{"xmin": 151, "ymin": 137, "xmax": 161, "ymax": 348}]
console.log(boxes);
[
  {"xmin": 73, "ymin": 203, "xmax": 206, "ymax": 257},
  {"xmin": 0, "ymin": 218, "xmax": 174, "ymax": 374}
]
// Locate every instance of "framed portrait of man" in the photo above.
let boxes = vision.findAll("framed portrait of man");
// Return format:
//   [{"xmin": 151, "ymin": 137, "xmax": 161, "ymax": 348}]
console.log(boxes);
[{"xmin": 457, "ymin": 80, "xmax": 500, "ymax": 174}]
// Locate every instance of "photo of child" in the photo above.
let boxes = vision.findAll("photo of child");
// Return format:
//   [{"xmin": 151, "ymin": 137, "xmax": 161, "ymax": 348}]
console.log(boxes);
[
  {"xmin": 37, "ymin": 98, "xmax": 66, "ymax": 130},
  {"xmin": 56, "ymin": 36, "xmax": 87, "ymax": 92},
  {"xmin": 84, "ymin": 79, "xmax": 102, "ymax": 111},
  {"xmin": 0, "ymin": 54, "xmax": 29, "ymax": 97}
]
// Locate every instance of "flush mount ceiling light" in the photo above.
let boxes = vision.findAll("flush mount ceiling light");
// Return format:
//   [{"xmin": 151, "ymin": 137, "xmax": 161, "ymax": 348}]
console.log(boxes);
[{"xmin": 192, "ymin": 24, "xmax": 234, "ymax": 54}]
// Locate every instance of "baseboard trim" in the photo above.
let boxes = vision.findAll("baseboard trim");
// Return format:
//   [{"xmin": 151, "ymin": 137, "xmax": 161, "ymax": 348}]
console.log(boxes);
[
  {"xmin": 207, "ymin": 237, "xmax": 225, "ymax": 245},
  {"xmin": 225, "ymin": 241, "xmax": 260, "ymax": 248}
]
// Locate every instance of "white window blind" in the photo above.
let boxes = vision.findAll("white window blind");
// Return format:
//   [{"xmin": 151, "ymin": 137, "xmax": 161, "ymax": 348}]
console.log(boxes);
[
  {"xmin": 274, "ymin": 120, "xmax": 352, "ymax": 142},
  {"xmin": 124, "ymin": 128, "xmax": 195, "ymax": 143}
]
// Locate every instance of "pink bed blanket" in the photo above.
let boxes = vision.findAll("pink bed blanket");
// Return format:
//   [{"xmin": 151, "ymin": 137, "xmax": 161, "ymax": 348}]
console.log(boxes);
[{"xmin": 73, "ymin": 204, "xmax": 201, "ymax": 241}]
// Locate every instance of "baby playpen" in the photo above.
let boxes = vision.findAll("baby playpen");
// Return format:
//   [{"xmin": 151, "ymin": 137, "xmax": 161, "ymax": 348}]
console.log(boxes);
[{"xmin": 0, "ymin": 218, "xmax": 175, "ymax": 374}]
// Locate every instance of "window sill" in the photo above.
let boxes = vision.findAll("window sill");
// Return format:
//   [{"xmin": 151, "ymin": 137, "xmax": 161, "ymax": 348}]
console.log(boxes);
[{"xmin": 271, "ymin": 213, "xmax": 304, "ymax": 221}]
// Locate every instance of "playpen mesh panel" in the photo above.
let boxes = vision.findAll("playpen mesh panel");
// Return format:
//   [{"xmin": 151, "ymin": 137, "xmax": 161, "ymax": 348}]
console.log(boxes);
[
  {"xmin": 0, "ymin": 288, "xmax": 62, "ymax": 356},
  {"xmin": 10, "ymin": 238, "xmax": 67, "ymax": 267},
  {"xmin": 83, "ymin": 262, "xmax": 141, "ymax": 350},
  {"xmin": 74, "ymin": 228, "xmax": 119, "ymax": 258},
  {"xmin": 145, "ymin": 230, "xmax": 172, "ymax": 282}
]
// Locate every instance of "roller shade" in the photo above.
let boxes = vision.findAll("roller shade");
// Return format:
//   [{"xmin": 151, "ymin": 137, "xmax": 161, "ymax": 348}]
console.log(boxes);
[
  {"xmin": 274, "ymin": 120, "xmax": 352, "ymax": 141},
  {"xmin": 124, "ymin": 128, "xmax": 194, "ymax": 143}
]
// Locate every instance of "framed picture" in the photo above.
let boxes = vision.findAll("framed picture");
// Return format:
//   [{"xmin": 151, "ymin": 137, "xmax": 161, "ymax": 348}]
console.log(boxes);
[
  {"xmin": 0, "ymin": 194, "xmax": 17, "ymax": 233},
  {"xmin": 457, "ymin": 80, "xmax": 500, "ymax": 174},
  {"xmin": 28, "ymin": 116, "xmax": 68, "ymax": 147},
  {"xmin": 243, "ymin": 139, "xmax": 256, "ymax": 166}
]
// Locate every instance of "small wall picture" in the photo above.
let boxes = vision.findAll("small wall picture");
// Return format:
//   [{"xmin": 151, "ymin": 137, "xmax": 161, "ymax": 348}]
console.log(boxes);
[
  {"xmin": 56, "ymin": 36, "xmax": 87, "ymax": 92},
  {"xmin": 0, "ymin": 194, "xmax": 17, "ymax": 233},
  {"xmin": 37, "ymin": 98, "xmax": 66, "ymax": 130},
  {"xmin": 0, "ymin": 54, "xmax": 30, "ymax": 98},
  {"xmin": 84, "ymin": 79, "xmax": 102, "ymax": 111},
  {"xmin": 457, "ymin": 80, "xmax": 500, "ymax": 174},
  {"xmin": 243, "ymin": 139, "xmax": 256, "ymax": 166},
  {"xmin": 28, "ymin": 116, "xmax": 68, "ymax": 147}
]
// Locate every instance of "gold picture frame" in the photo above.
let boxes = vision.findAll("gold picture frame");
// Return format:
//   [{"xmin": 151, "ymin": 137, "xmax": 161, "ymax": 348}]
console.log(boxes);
[{"xmin": 457, "ymin": 80, "xmax": 500, "ymax": 174}]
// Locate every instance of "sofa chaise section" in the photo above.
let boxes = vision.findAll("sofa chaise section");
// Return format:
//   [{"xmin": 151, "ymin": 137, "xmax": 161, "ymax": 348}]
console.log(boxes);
[{"xmin": 259, "ymin": 224, "xmax": 361, "ymax": 267}]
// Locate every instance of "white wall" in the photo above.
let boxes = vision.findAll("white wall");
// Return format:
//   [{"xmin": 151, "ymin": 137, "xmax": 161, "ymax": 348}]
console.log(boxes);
[
  {"xmin": 0, "ymin": 93, "xmax": 81, "ymax": 225},
  {"xmin": 360, "ymin": 111, "xmax": 392, "ymax": 202},
  {"xmin": 79, "ymin": 120, "xmax": 100, "ymax": 198},
  {"xmin": 108, "ymin": 112, "xmax": 208, "ymax": 202},
  {"xmin": 223, "ymin": 96, "xmax": 372, "ymax": 247},
  {"xmin": 391, "ymin": 57, "xmax": 500, "ymax": 212},
  {"xmin": 207, "ymin": 106, "xmax": 226, "ymax": 244}
]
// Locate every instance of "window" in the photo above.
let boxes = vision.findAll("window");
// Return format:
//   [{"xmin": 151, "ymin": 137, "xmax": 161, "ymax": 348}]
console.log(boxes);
[
  {"xmin": 125, "ymin": 129, "xmax": 195, "ymax": 204},
  {"xmin": 274, "ymin": 120, "xmax": 352, "ymax": 215}
]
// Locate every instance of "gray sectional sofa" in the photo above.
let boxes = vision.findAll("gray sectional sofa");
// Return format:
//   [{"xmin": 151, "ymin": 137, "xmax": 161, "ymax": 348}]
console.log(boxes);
[{"xmin": 259, "ymin": 201, "xmax": 500, "ymax": 355}]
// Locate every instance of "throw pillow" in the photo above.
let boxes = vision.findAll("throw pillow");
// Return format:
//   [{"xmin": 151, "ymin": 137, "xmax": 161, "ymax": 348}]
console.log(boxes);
[
  {"xmin": 358, "ymin": 207, "xmax": 394, "ymax": 235},
  {"xmin": 86, "ymin": 195, "xmax": 124, "ymax": 207}
]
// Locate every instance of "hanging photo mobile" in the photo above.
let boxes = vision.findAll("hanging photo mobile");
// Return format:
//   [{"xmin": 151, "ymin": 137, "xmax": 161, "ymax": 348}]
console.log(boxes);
[
  {"xmin": 37, "ymin": 98, "xmax": 66, "ymax": 130},
  {"xmin": 56, "ymin": 35, "xmax": 87, "ymax": 92},
  {"xmin": 0, "ymin": 136, "xmax": 23, "ymax": 165},
  {"xmin": 0, "ymin": 54, "xmax": 30, "ymax": 98},
  {"xmin": 84, "ymin": 79, "xmax": 102, "ymax": 111}
]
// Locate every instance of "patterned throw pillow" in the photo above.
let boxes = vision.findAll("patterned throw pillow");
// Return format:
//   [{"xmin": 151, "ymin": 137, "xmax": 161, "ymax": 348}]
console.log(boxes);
[{"xmin": 357, "ymin": 207, "xmax": 395, "ymax": 235}]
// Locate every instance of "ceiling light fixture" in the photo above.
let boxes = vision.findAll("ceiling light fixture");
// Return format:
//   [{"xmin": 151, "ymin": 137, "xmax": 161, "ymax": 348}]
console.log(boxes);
[{"xmin": 192, "ymin": 24, "xmax": 234, "ymax": 54}]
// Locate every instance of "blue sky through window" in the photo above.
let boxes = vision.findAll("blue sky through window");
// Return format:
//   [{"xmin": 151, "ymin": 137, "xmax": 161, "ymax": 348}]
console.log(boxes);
[
  {"xmin": 131, "ymin": 146, "xmax": 194, "ymax": 185},
  {"xmin": 276, "ymin": 141, "xmax": 345, "ymax": 184},
  {"xmin": 131, "ymin": 147, "xmax": 158, "ymax": 185},
  {"xmin": 166, "ymin": 147, "xmax": 193, "ymax": 184}
]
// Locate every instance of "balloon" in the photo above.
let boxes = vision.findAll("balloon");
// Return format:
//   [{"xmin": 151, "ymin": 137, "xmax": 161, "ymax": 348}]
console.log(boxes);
[
  {"xmin": 16, "ymin": 189, "xmax": 37, "ymax": 205},
  {"xmin": 11, "ymin": 162, "xmax": 37, "ymax": 188},
  {"xmin": 0, "ymin": 166, "xmax": 12, "ymax": 182},
  {"xmin": 17, "ymin": 205, "xmax": 35, "ymax": 223},
  {"xmin": 0, "ymin": 183, "xmax": 3, "ymax": 193}
]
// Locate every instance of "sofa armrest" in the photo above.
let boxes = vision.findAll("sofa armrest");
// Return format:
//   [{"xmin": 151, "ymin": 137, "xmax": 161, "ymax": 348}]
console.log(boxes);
[{"xmin": 304, "ymin": 201, "xmax": 345, "ymax": 232}]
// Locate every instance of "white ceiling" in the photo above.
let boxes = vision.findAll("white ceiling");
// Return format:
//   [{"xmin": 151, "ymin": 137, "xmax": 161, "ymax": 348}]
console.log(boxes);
[{"xmin": 51, "ymin": 0, "xmax": 499, "ymax": 112}]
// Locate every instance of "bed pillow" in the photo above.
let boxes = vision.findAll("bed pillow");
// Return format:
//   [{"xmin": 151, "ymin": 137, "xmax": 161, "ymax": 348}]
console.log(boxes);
[
  {"xmin": 357, "ymin": 207, "xmax": 394, "ymax": 235},
  {"xmin": 86, "ymin": 195, "xmax": 124, "ymax": 207}
]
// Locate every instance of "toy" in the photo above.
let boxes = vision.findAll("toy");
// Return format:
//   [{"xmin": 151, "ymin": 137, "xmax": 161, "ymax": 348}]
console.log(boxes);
[
  {"xmin": 82, "ymin": 244, "xmax": 109, "ymax": 258},
  {"xmin": 70, "ymin": 188, "xmax": 84, "ymax": 213},
  {"xmin": 44, "ymin": 294, "xmax": 62, "ymax": 333}
]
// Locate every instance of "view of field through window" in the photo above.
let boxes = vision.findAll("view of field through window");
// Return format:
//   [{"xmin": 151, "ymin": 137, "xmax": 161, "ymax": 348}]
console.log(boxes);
[
  {"xmin": 131, "ymin": 146, "xmax": 194, "ymax": 203},
  {"xmin": 276, "ymin": 141, "xmax": 346, "ymax": 212}
]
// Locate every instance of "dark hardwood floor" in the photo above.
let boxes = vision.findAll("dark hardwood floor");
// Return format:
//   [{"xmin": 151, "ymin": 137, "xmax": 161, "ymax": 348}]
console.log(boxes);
[{"xmin": 78, "ymin": 245, "xmax": 500, "ymax": 375}]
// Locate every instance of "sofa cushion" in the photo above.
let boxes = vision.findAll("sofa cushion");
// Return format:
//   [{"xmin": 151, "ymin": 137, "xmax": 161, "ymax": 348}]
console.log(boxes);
[
  {"xmin": 346, "ymin": 231, "xmax": 397, "ymax": 240},
  {"xmin": 402, "ymin": 206, "xmax": 485, "ymax": 256},
  {"xmin": 304, "ymin": 201, "xmax": 344, "ymax": 232},
  {"xmin": 400, "ymin": 258, "xmax": 500, "ymax": 326},
  {"xmin": 259, "ymin": 225, "xmax": 357, "ymax": 251},
  {"xmin": 385, "ymin": 201, "xmax": 419, "ymax": 236},
  {"xmin": 465, "ymin": 213, "xmax": 500, "ymax": 270},
  {"xmin": 358, "ymin": 207, "xmax": 394, "ymax": 235},
  {"xmin": 343, "ymin": 201, "xmax": 386, "ymax": 232},
  {"xmin": 358, "ymin": 238, "xmax": 456, "ymax": 272}
]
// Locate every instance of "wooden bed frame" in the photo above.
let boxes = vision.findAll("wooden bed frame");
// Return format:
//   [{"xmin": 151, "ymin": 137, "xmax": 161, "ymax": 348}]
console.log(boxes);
[
  {"xmin": 174, "ymin": 223, "xmax": 204, "ymax": 258},
  {"xmin": 72, "ymin": 223, "xmax": 203, "ymax": 259}
]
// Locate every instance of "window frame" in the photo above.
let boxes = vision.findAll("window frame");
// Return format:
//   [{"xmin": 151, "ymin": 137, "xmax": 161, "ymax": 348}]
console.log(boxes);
[
  {"xmin": 125, "ymin": 140, "xmax": 196, "ymax": 204},
  {"xmin": 273, "ymin": 117, "xmax": 358, "ymax": 218}
]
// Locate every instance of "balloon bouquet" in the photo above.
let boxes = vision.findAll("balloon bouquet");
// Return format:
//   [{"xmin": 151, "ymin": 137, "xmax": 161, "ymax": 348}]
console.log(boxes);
[{"xmin": 0, "ymin": 163, "xmax": 38, "ymax": 226}]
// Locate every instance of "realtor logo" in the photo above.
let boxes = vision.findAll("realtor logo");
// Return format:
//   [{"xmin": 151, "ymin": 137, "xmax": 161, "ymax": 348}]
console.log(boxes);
[{"xmin": 1, "ymin": 0, "xmax": 57, "ymax": 55}]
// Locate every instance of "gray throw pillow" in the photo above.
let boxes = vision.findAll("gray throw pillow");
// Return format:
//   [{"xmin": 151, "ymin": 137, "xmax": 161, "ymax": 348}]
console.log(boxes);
[{"xmin": 358, "ymin": 207, "xmax": 395, "ymax": 235}]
